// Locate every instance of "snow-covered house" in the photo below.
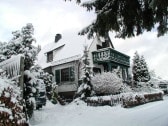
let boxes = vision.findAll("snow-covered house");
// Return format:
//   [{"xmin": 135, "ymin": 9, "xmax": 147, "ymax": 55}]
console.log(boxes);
[{"xmin": 38, "ymin": 33, "xmax": 130, "ymax": 98}]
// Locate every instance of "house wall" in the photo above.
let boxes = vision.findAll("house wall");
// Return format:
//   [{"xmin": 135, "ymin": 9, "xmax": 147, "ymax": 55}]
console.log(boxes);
[
  {"xmin": 88, "ymin": 36, "xmax": 98, "ymax": 69},
  {"xmin": 87, "ymin": 36, "xmax": 130, "ymax": 80},
  {"xmin": 52, "ymin": 60, "xmax": 80, "ymax": 93},
  {"xmin": 88, "ymin": 36, "xmax": 113, "ymax": 73},
  {"xmin": 42, "ymin": 34, "xmax": 130, "ymax": 99},
  {"xmin": 52, "ymin": 46, "xmax": 63, "ymax": 61},
  {"xmin": 88, "ymin": 36, "xmax": 103, "ymax": 72}
]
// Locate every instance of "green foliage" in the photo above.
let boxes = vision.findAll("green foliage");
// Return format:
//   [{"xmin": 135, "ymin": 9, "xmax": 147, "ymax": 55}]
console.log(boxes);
[
  {"xmin": 76, "ymin": 45, "xmax": 93, "ymax": 99},
  {"xmin": 132, "ymin": 51, "xmax": 141, "ymax": 84},
  {"xmin": 64, "ymin": 0, "xmax": 81, "ymax": 4},
  {"xmin": 140, "ymin": 56, "xmax": 150, "ymax": 82},
  {"xmin": 0, "ymin": 78, "xmax": 28, "ymax": 126},
  {"xmin": 43, "ymin": 73, "xmax": 53, "ymax": 100},
  {"xmin": 25, "ymin": 98, "xmax": 34, "ymax": 118},
  {"xmin": 0, "ymin": 24, "xmax": 38, "ymax": 118},
  {"xmin": 0, "ymin": 23, "xmax": 37, "ymax": 69},
  {"xmin": 76, "ymin": 72, "xmax": 93, "ymax": 99},
  {"xmin": 68, "ymin": 0, "xmax": 168, "ymax": 39},
  {"xmin": 51, "ymin": 91, "xmax": 58, "ymax": 104}
]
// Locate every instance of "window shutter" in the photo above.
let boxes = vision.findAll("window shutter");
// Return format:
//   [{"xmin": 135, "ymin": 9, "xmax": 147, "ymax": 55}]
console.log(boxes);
[
  {"xmin": 70, "ymin": 67, "xmax": 75, "ymax": 81},
  {"xmin": 55, "ymin": 70, "xmax": 60, "ymax": 84}
]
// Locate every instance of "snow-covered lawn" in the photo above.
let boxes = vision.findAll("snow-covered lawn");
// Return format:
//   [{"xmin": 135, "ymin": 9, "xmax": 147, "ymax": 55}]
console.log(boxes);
[{"xmin": 30, "ymin": 96, "xmax": 168, "ymax": 126}]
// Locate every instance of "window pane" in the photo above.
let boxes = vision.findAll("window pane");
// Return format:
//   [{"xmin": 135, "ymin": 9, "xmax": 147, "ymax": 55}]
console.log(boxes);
[
  {"xmin": 61, "ymin": 68, "xmax": 70, "ymax": 82},
  {"xmin": 47, "ymin": 52, "xmax": 53, "ymax": 62}
]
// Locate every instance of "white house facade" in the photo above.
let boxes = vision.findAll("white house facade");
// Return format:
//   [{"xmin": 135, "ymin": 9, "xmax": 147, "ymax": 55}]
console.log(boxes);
[{"xmin": 38, "ymin": 33, "xmax": 130, "ymax": 98}]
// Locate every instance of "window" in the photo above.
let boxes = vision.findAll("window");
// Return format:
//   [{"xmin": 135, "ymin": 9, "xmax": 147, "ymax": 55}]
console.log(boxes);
[
  {"xmin": 47, "ymin": 51, "xmax": 53, "ymax": 62},
  {"xmin": 102, "ymin": 41, "xmax": 110, "ymax": 48},
  {"xmin": 55, "ymin": 70, "xmax": 60, "ymax": 84},
  {"xmin": 97, "ymin": 45, "xmax": 102, "ymax": 50},
  {"xmin": 61, "ymin": 68, "xmax": 70, "ymax": 82},
  {"xmin": 55, "ymin": 67, "xmax": 75, "ymax": 84},
  {"xmin": 93, "ymin": 67, "xmax": 101, "ymax": 74}
]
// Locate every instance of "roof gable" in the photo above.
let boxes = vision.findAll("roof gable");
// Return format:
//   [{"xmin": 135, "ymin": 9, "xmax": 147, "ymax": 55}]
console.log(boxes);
[{"xmin": 37, "ymin": 36, "xmax": 85, "ymax": 69}]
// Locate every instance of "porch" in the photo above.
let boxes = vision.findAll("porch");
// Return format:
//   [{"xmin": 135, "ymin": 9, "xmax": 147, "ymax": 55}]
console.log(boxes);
[
  {"xmin": 92, "ymin": 48, "xmax": 130, "ymax": 67},
  {"xmin": 92, "ymin": 48, "xmax": 130, "ymax": 80}
]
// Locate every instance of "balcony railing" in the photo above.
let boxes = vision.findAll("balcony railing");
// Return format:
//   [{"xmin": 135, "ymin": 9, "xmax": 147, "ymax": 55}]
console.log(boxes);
[{"xmin": 92, "ymin": 48, "xmax": 130, "ymax": 66}]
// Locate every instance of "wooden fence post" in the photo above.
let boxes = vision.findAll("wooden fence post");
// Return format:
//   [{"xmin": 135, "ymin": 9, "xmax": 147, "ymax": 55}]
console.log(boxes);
[{"xmin": 19, "ymin": 56, "xmax": 24, "ymax": 98}]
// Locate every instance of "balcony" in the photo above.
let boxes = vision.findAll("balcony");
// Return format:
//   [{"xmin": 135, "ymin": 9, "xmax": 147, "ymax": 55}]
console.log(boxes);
[{"xmin": 92, "ymin": 48, "xmax": 130, "ymax": 67}]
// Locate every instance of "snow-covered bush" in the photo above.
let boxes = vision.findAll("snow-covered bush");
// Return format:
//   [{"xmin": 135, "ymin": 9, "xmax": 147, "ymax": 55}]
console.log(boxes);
[
  {"xmin": 0, "ymin": 24, "xmax": 48, "ymax": 118},
  {"xmin": 0, "ymin": 75, "xmax": 28, "ymax": 126},
  {"xmin": 121, "ymin": 91, "xmax": 163, "ymax": 108},
  {"xmin": 122, "ymin": 82, "xmax": 163, "ymax": 107},
  {"xmin": 121, "ymin": 92, "xmax": 145, "ymax": 107},
  {"xmin": 132, "ymin": 82, "xmax": 163, "ymax": 93},
  {"xmin": 91, "ymin": 72, "xmax": 124, "ymax": 95},
  {"xmin": 42, "ymin": 72, "xmax": 52, "ymax": 100},
  {"xmin": 76, "ymin": 72, "xmax": 94, "ymax": 100},
  {"xmin": 24, "ymin": 65, "xmax": 47, "ymax": 111}
]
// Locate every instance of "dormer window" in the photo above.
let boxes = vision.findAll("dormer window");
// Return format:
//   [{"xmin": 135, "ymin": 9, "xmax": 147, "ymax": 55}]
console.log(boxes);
[{"xmin": 47, "ymin": 51, "xmax": 53, "ymax": 62}]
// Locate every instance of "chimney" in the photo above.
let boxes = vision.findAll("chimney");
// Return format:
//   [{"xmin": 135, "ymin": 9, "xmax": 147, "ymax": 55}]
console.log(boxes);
[{"xmin": 55, "ymin": 34, "xmax": 62, "ymax": 43}]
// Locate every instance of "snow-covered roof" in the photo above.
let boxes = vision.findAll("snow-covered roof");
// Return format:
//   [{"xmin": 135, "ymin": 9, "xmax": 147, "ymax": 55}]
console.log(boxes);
[
  {"xmin": 37, "ymin": 36, "xmax": 85, "ymax": 69},
  {"xmin": 43, "ymin": 41, "xmax": 65, "ymax": 54},
  {"xmin": 37, "ymin": 33, "xmax": 114, "ymax": 69}
]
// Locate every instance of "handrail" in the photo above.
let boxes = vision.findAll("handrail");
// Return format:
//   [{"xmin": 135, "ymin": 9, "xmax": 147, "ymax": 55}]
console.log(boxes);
[{"xmin": 92, "ymin": 48, "xmax": 130, "ymax": 66}]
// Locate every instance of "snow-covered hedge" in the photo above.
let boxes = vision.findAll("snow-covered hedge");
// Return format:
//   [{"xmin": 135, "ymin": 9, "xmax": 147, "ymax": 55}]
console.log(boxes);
[
  {"xmin": 86, "ymin": 89, "xmax": 163, "ymax": 107},
  {"xmin": 0, "ymin": 77, "xmax": 28, "ymax": 126},
  {"xmin": 121, "ymin": 91, "xmax": 163, "ymax": 108},
  {"xmin": 91, "ymin": 72, "xmax": 124, "ymax": 95}
]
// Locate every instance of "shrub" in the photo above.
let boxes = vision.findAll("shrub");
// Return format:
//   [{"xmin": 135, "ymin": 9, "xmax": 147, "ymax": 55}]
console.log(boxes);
[
  {"xmin": 91, "ymin": 72, "xmax": 124, "ymax": 95},
  {"xmin": 121, "ymin": 92, "xmax": 163, "ymax": 108},
  {"xmin": 0, "ymin": 78, "xmax": 28, "ymax": 126}
]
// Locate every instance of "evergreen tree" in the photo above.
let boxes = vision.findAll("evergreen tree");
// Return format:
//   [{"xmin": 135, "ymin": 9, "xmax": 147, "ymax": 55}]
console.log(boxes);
[
  {"xmin": 67, "ymin": 0, "xmax": 168, "ymax": 39},
  {"xmin": 42, "ymin": 72, "xmax": 53, "ymax": 100},
  {"xmin": 132, "ymin": 51, "xmax": 142, "ymax": 85},
  {"xmin": 0, "ymin": 24, "xmax": 49, "ymax": 118},
  {"xmin": 140, "ymin": 56, "xmax": 150, "ymax": 82},
  {"xmin": 132, "ymin": 51, "xmax": 150, "ymax": 86},
  {"xmin": 76, "ymin": 44, "xmax": 93, "ymax": 100}
]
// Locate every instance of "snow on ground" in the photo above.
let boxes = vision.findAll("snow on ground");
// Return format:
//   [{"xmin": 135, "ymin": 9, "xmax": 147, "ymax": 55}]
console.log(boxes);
[{"xmin": 30, "ymin": 96, "xmax": 168, "ymax": 126}]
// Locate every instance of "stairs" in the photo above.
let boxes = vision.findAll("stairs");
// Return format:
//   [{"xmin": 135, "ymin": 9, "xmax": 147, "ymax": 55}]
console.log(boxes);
[{"xmin": 56, "ymin": 95, "xmax": 66, "ymax": 105}]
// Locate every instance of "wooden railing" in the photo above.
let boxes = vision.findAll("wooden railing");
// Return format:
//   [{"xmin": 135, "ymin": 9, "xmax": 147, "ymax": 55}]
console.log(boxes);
[
  {"xmin": 0, "ymin": 54, "xmax": 24, "ymax": 97},
  {"xmin": 92, "ymin": 48, "xmax": 130, "ymax": 66}
]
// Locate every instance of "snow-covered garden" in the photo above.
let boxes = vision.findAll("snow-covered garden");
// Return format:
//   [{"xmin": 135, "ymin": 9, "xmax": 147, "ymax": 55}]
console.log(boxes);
[
  {"xmin": 0, "ymin": 24, "xmax": 52, "ymax": 125},
  {"xmin": 30, "ymin": 96, "xmax": 168, "ymax": 126}
]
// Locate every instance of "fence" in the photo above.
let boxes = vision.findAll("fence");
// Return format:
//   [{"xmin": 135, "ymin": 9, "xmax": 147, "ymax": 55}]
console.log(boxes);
[
  {"xmin": 0, "ymin": 54, "xmax": 24, "ymax": 97},
  {"xmin": 86, "ymin": 95, "xmax": 121, "ymax": 106}
]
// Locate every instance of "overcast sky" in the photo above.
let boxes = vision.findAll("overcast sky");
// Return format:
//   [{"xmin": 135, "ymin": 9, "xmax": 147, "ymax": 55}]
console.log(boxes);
[{"xmin": 0, "ymin": 0, "xmax": 168, "ymax": 79}]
